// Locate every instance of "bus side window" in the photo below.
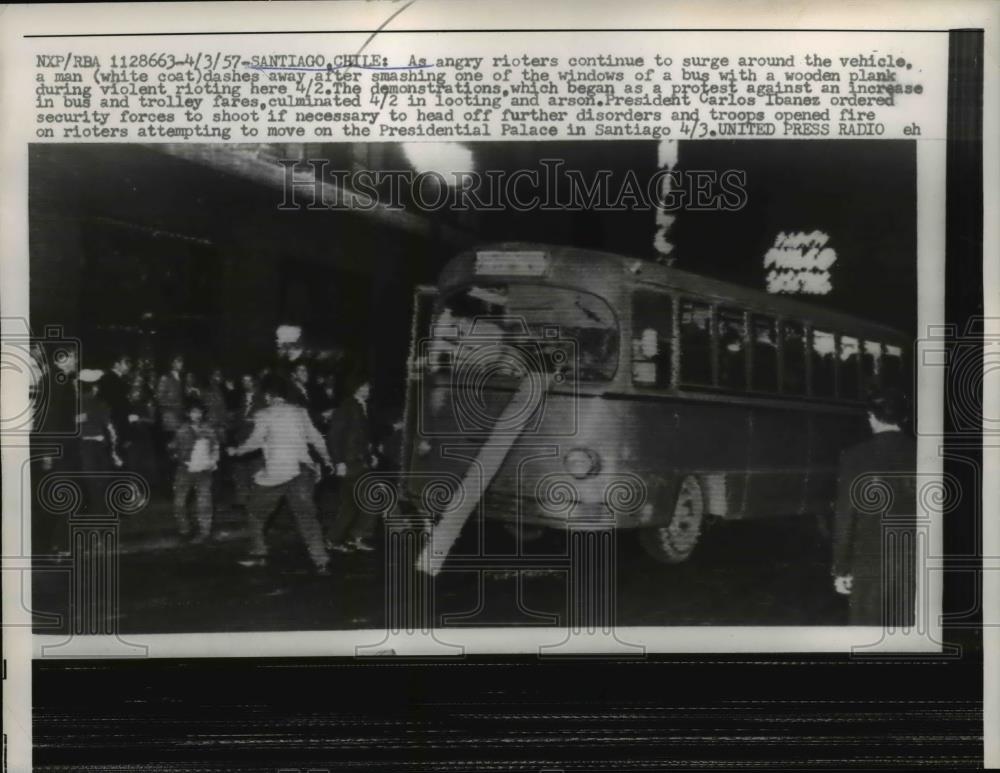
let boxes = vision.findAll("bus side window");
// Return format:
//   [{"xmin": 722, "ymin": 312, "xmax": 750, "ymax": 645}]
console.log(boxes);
[
  {"xmin": 861, "ymin": 340, "xmax": 881, "ymax": 395},
  {"xmin": 781, "ymin": 321, "xmax": 806, "ymax": 394},
  {"xmin": 882, "ymin": 344, "xmax": 903, "ymax": 389},
  {"xmin": 811, "ymin": 329, "xmax": 836, "ymax": 397},
  {"xmin": 680, "ymin": 299, "xmax": 712, "ymax": 386},
  {"xmin": 717, "ymin": 307, "xmax": 747, "ymax": 390},
  {"xmin": 631, "ymin": 290, "xmax": 673, "ymax": 388},
  {"xmin": 751, "ymin": 315, "xmax": 778, "ymax": 392},
  {"xmin": 839, "ymin": 335, "xmax": 860, "ymax": 400}
]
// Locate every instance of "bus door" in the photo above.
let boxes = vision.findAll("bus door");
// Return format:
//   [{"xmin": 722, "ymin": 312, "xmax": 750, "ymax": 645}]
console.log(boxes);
[
  {"xmin": 400, "ymin": 285, "xmax": 438, "ymax": 481},
  {"xmin": 403, "ymin": 284, "xmax": 518, "ymax": 551},
  {"xmin": 404, "ymin": 281, "xmax": 620, "ymax": 537}
]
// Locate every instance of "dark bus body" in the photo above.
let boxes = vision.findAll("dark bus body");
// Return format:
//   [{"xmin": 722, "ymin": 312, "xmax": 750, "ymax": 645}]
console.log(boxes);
[{"xmin": 402, "ymin": 243, "xmax": 910, "ymax": 563}]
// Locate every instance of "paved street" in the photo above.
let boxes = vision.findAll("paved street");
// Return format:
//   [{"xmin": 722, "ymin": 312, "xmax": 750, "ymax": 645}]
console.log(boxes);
[{"xmin": 31, "ymin": 500, "xmax": 847, "ymax": 635}]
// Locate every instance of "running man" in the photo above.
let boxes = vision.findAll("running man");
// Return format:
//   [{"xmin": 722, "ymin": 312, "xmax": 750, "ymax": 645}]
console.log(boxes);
[{"xmin": 227, "ymin": 374, "xmax": 334, "ymax": 575}]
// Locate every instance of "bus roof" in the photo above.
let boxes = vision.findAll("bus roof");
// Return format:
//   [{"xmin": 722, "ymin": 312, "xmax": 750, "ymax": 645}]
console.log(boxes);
[{"xmin": 444, "ymin": 242, "xmax": 908, "ymax": 343}]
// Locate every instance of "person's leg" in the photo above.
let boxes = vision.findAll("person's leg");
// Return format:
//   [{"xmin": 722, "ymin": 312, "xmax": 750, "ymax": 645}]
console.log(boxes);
[
  {"xmin": 33, "ymin": 453, "xmax": 63, "ymax": 555},
  {"xmin": 327, "ymin": 475, "xmax": 357, "ymax": 546},
  {"xmin": 79, "ymin": 441, "xmax": 109, "ymax": 515},
  {"xmin": 172, "ymin": 467, "xmax": 194, "ymax": 536},
  {"xmin": 45, "ymin": 446, "xmax": 79, "ymax": 554},
  {"xmin": 315, "ymin": 475, "xmax": 339, "ymax": 539},
  {"xmin": 231, "ymin": 457, "xmax": 250, "ymax": 508},
  {"xmin": 157, "ymin": 429, "xmax": 176, "ymax": 499},
  {"xmin": 287, "ymin": 471, "xmax": 330, "ymax": 569},
  {"xmin": 193, "ymin": 471, "xmax": 214, "ymax": 538},
  {"xmin": 245, "ymin": 482, "xmax": 283, "ymax": 558},
  {"xmin": 343, "ymin": 474, "xmax": 377, "ymax": 543},
  {"xmin": 848, "ymin": 574, "xmax": 883, "ymax": 626}
]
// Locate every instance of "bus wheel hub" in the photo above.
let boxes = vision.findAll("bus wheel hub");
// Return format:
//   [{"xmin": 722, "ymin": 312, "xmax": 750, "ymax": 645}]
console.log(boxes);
[{"xmin": 640, "ymin": 475, "xmax": 704, "ymax": 564}]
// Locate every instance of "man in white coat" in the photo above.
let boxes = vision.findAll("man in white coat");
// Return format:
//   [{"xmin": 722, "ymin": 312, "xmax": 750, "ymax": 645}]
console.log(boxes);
[{"xmin": 228, "ymin": 374, "xmax": 333, "ymax": 575}]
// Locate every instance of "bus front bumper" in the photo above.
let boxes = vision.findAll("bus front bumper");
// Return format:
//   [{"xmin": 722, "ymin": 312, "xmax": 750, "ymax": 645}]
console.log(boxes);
[{"xmin": 477, "ymin": 491, "xmax": 650, "ymax": 530}]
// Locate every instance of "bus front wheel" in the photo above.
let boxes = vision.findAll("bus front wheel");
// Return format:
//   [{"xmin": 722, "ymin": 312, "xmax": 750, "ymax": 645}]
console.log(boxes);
[{"xmin": 639, "ymin": 475, "xmax": 704, "ymax": 564}]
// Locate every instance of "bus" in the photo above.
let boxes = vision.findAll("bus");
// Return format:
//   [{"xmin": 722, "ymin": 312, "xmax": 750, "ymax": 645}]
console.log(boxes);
[{"xmin": 400, "ymin": 243, "xmax": 910, "ymax": 563}]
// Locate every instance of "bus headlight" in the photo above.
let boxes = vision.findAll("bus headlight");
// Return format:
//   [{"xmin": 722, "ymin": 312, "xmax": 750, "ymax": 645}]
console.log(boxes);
[
  {"xmin": 564, "ymin": 447, "xmax": 600, "ymax": 479},
  {"xmin": 416, "ymin": 440, "xmax": 432, "ymax": 457}
]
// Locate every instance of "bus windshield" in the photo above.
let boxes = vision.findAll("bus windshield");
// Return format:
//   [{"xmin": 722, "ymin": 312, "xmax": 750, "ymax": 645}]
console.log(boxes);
[{"xmin": 426, "ymin": 284, "xmax": 619, "ymax": 382}]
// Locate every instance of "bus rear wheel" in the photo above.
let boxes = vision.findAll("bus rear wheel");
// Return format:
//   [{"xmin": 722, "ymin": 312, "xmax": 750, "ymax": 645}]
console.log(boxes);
[{"xmin": 639, "ymin": 475, "xmax": 704, "ymax": 564}]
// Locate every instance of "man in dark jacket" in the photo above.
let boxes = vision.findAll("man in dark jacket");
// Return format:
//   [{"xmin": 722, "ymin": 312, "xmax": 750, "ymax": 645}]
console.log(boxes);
[
  {"xmin": 287, "ymin": 361, "xmax": 313, "ymax": 410},
  {"xmin": 832, "ymin": 388, "xmax": 917, "ymax": 627},
  {"xmin": 325, "ymin": 376, "xmax": 377, "ymax": 552},
  {"xmin": 34, "ymin": 348, "xmax": 80, "ymax": 555},
  {"xmin": 77, "ymin": 369, "xmax": 123, "ymax": 514},
  {"xmin": 39, "ymin": 349, "xmax": 80, "ymax": 465},
  {"xmin": 156, "ymin": 355, "xmax": 185, "ymax": 435},
  {"xmin": 202, "ymin": 368, "xmax": 230, "ymax": 439},
  {"xmin": 230, "ymin": 373, "xmax": 265, "ymax": 509},
  {"xmin": 312, "ymin": 372, "xmax": 338, "ymax": 434},
  {"xmin": 99, "ymin": 354, "xmax": 133, "ymax": 441}
]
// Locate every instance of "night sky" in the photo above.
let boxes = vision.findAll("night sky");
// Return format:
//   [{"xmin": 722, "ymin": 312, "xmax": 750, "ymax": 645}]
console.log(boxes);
[
  {"xmin": 469, "ymin": 139, "xmax": 917, "ymax": 334},
  {"xmin": 30, "ymin": 139, "xmax": 916, "ymax": 377},
  {"xmin": 672, "ymin": 140, "xmax": 916, "ymax": 334}
]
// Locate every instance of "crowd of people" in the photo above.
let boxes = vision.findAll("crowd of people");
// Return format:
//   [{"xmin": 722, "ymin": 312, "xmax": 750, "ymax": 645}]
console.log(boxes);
[
  {"xmin": 28, "ymin": 322, "xmax": 917, "ymax": 621},
  {"xmin": 31, "ymin": 327, "xmax": 403, "ymax": 576}
]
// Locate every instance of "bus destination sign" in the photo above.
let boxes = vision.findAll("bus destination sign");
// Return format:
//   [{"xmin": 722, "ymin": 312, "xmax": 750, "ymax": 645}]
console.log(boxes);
[{"xmin": 475, "ymin": 250, "xmax": 549, "ymax": 277}]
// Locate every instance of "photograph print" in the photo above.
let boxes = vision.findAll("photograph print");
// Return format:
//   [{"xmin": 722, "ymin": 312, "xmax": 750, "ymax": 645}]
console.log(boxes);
[{"xmin": 25, "ymin": 138, "xmax": 921, "ymax": 644}]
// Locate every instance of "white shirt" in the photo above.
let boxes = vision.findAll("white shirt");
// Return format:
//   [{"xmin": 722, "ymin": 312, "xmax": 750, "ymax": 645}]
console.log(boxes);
[
  {"xmin": 187, "ymin": 437, "xmax": 219, "ymax": 473},
  {"xmin": 235, "ymin": 401, "xmax": 330, "ymax": 487}
]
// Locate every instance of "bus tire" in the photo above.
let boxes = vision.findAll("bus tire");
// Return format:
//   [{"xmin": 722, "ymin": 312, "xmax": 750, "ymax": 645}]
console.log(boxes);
[{"xmin": 639, "ymin": 475, "xmax": 704, "ymax": 564}]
